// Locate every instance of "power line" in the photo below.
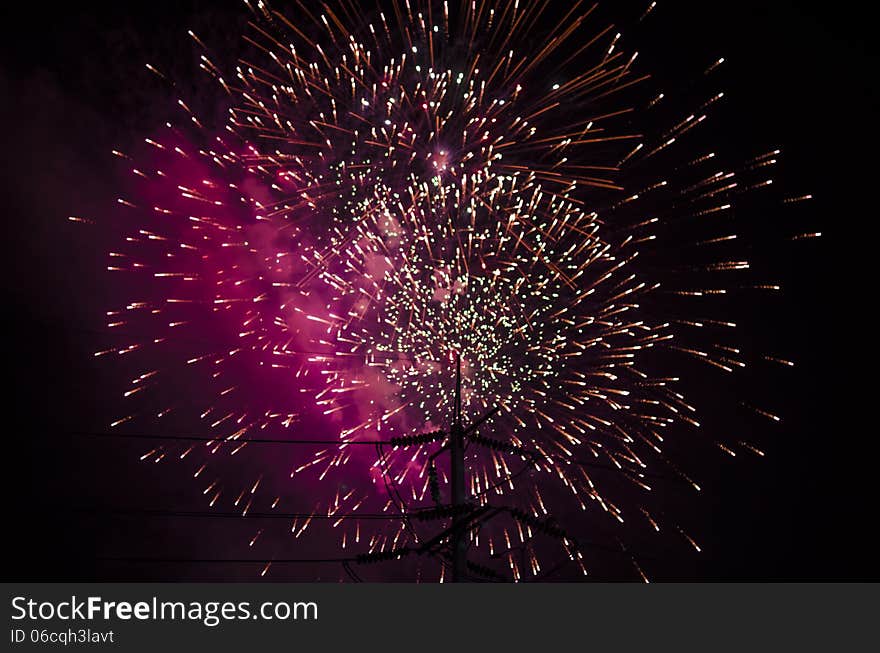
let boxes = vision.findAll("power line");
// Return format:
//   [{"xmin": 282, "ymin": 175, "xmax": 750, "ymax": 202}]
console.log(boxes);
[
  {"xmin": 66, "ymin": 429, "xmax": 679, "ymax": 481},
  {"xmin": 68, "ymin": 429, "xmax": 403, "ymax": 446},
  {"xmin": 65, "ymin": 507, "xmax": 414, "ymax": 520},
  {"xmin": 97, "ymin": 556, "xmax": 359, "ymax": 564},
  {"xmin": 31, "ymin": 318, "xmax": 421, "ymax": 361}
]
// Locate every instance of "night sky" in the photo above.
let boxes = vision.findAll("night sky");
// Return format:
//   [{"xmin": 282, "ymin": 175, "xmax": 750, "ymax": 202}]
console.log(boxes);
[{"xmin": 2, "ymin": 0, "xmax": 876, "ymax": 581}]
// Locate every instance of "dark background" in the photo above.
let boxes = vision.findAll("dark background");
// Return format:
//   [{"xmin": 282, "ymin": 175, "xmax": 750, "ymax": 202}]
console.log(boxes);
[{"xmin": 1, "ymin": 0, "xmax": 875, "ymax": 580}]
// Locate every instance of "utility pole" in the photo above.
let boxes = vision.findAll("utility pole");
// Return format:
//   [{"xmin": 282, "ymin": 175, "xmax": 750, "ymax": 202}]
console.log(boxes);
[
  {"xmin": 449, "ymin": 353, "xmax": 467, "ymax": 581},
  {"xmin": 449, "ymin": 199, "xmax": 468, "ymax": 582},
  {"xmin": 357, "ymin": 354, "xmax": 567, "ymax": 582}
]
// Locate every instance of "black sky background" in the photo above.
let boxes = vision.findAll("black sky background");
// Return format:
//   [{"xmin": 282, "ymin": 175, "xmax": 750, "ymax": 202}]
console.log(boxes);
[{"xmin": 1, "ymin": 0, "xmax": 876, "ymax": 580}]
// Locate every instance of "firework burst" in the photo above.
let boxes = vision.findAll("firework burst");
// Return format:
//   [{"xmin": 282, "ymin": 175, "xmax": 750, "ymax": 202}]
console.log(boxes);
[{"xmin": 90, "ymin": 0, "xmax": 816, "ymax": 581}]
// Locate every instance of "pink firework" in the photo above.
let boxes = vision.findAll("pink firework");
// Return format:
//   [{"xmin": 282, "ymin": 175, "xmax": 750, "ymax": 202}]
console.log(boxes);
[{"xmin": 91, "ymin": 0, "xmax": 816, "ymax": 581}]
